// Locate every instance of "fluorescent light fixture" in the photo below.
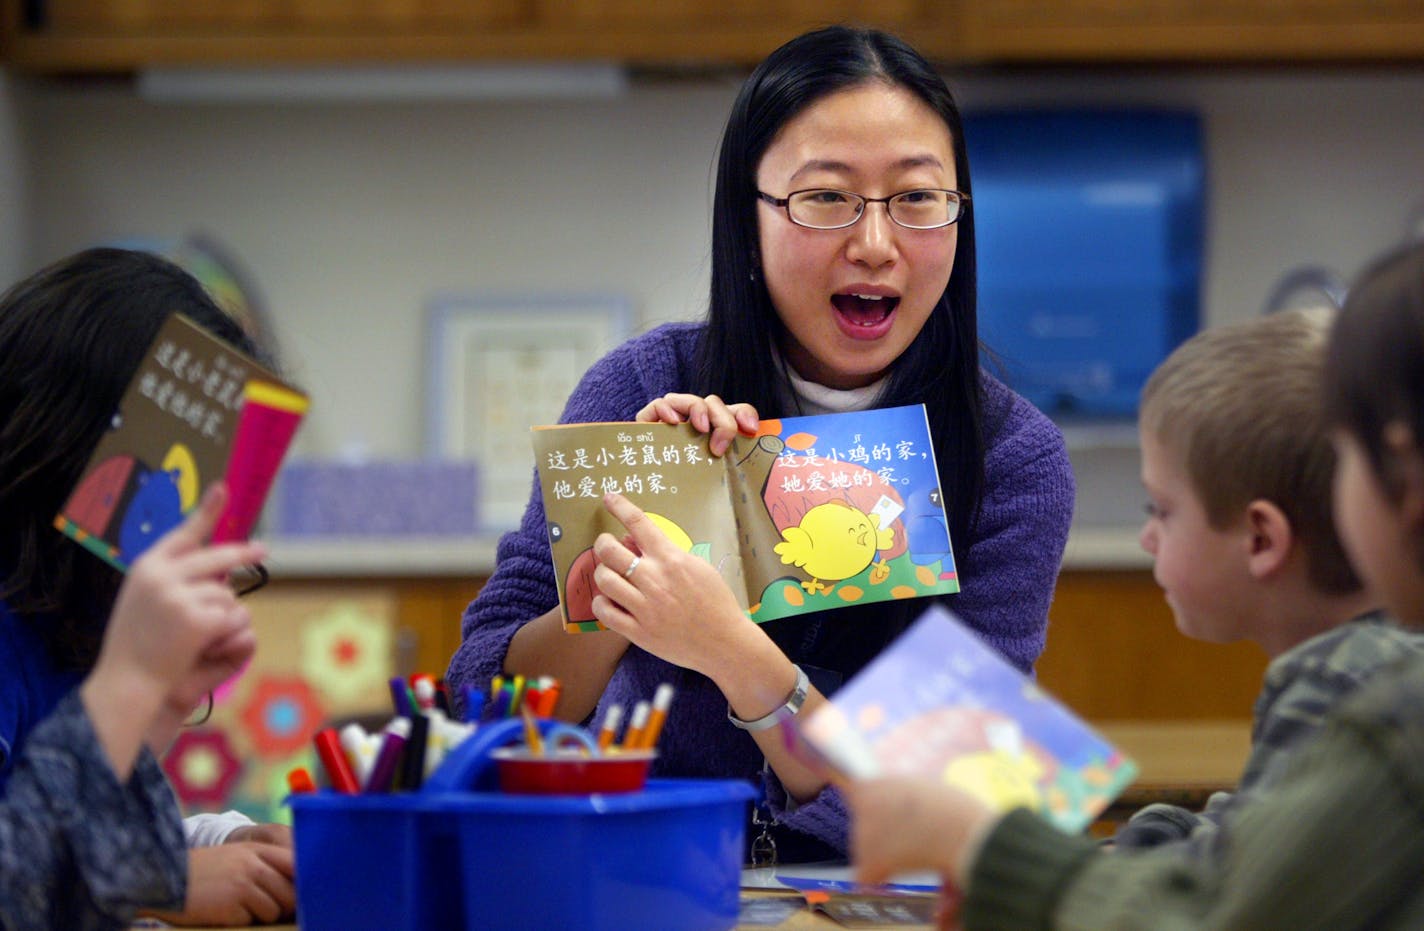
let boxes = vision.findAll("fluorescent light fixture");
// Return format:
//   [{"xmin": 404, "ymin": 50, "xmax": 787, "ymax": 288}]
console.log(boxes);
[{"xmin": 137, "ymin": 62, "xmax": 628, "ymax": 102}]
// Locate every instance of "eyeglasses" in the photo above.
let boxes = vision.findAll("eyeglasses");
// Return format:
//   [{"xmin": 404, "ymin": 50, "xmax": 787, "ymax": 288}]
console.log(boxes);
[{"xmin": 757, "ymin": 188, "xmax": 970, "ymax": 231}]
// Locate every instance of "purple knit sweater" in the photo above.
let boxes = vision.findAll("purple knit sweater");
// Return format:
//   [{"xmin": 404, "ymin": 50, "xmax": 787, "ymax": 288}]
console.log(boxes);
[{"xmin": 447, "ymin": 322, "xmax": 1074, "ymax": 856}]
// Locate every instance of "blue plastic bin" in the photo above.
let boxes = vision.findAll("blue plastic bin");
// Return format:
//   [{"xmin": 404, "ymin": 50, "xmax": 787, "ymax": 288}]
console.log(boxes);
[{"xmin": 289, "ymin": 778, "xmax": 755, "ymax": 931}]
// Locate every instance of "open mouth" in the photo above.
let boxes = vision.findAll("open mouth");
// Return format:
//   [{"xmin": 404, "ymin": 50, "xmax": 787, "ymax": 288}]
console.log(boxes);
[{"xmin": 831, "ymin": 292, "xmax": 899, "ymax": 328}]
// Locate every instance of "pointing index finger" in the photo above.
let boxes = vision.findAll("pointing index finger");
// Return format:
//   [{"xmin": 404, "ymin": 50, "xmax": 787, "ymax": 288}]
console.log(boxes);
[{"xmin": 602, "ymin": 492, "xmax": 672, "ymax": 555}]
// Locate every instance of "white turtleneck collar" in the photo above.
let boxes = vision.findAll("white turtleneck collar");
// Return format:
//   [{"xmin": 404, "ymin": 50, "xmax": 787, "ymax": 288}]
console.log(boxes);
[{"xmin": 782, "ymin": 359, "xmax": 888, "ymax": 416}]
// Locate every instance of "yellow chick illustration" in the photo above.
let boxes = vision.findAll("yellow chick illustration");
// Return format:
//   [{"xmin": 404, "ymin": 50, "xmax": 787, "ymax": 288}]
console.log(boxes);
[
  {"xmin": 943, "ymin": 749, "xmax": 1045, "ymax": 813},
  {"xmin": 773, "ymin": 501, "xmax": 895, "ymax": 594},
  {"xmin": 941, "ymin": 720, "xmax": 1049, "ymax": 813}
]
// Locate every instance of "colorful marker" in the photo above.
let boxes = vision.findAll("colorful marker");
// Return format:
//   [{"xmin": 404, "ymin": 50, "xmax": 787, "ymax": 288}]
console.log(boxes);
[
  {"xmin": 461, "ymin": 685, "xmax": 486, "ymax": 724},
  {"xmin": 411, "ymin": 674, "xmax": 437, "ymax": 712},
  {"xmin": 389, "ymin": 676, "xmax": 413, "ymax": 718},
  {"xmin": 313, "ymin": 727, "xmax": 360, "ymax": 794},
  {"xmin": 339, "ymin": 722, "xmax": 377, "ymax": 786},
  {"xmin": 509, "ymin": 674, "xmax": 526, "ymax": 718},
  {"xmin": 621, "ymin": 700, "xmax": 651, "ymax": 750},
  {"xmin": 399, "ymin": 712, "xmax": 430, "ymax": 790},
  {"xmin": 535, "ymin": 677, "xmax": 562, "ymax": 718},
  {"xmin": 285, "ymin": 766, "xmax": 316, "ymax": 795},
  {"xmin": 596, "ymin": 703, "xmax": 624, "ymax": 753},
  {"xmin": 364, "ymin": 717, "xmax": 412, "ymax": 793},
  {"xmin": 639, "ymin": 682, "xmax": 676, "ymax": 750},
  {"xmin": 520, "ymin": 706, "xmax": 545, "ymax": 756}
]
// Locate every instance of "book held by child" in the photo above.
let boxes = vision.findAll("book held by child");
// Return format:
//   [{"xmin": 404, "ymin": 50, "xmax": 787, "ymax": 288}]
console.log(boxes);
[
  {"xmin": 798, "ymin": 603, "xmax": 1138, "ymax": 833},
  {"xmin": 55, "ymin": 313, "xmax": 308, "ymax": 571},
  {"xmin": 532, "ymin": 403, "xmax": 959, "ymax": 632}
]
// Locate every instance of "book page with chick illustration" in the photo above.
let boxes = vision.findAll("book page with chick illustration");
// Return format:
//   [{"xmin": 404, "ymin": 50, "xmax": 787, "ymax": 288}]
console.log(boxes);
[
  {"xmin": 726, "ymin": 403, "xmax": 959, "ymax": 624},
  {"xmin": 797, "ymin": 603, "xmax": 1138, "ymax": 833}
]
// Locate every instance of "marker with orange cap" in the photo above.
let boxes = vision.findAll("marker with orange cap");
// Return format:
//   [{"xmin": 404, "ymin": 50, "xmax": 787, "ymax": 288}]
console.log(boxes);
[
  {"xmin": 535, "ymin": 676, "xmax": 561, "ymax": 718},
  {"xmin": 621, "ymin": 700, "xmax": 651, "ymax": 750},
  {"xmin": 286, "ymin": 766, "xmax": 316, "ymax": 795},
  {"xmin": 638, "ymin": 682, "xmax": 676, "ymax": 750},
  {"xmin": 596, "ymin": 703, "xmax": 624, "ymax": 753}
]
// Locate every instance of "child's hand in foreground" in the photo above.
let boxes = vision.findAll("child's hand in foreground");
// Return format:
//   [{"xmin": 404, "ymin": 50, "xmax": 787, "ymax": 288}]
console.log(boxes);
[
  {"xmin": 81, "ymin": 483, "xmax": 265, "ymax": 776},
  {"xmin": 99, "ymin": 482, "xmax": 265, "ymax": 709},
  {"xmin": 139, "ymin": 842, "xmax": 296, "ymax": 926},
  {"xmin": 846, "ymin": 777, "xmax": 1002, "ymax": 892}
]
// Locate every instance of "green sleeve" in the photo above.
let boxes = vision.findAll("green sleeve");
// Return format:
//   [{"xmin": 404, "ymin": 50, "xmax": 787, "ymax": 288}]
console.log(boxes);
[{"xmin": 964, "ymin": 666, "xmax": 1424, "ymax": 930}]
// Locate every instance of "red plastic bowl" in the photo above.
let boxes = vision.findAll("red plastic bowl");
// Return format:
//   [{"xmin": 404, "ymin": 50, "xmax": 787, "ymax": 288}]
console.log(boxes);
[{"xmin": 492, "ymin": 748, "xmax": 655, "ymax": 795}]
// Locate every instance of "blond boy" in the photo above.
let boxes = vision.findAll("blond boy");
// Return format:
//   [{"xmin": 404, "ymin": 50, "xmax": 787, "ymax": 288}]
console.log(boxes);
[{"xmin": 1116, "ymin": 306, "xmax": 1424, "ymax": 848}]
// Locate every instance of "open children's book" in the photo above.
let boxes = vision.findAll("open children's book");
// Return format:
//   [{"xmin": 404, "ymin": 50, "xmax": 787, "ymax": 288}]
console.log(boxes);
[
  {"xmin": 532, "ymin": 403, "xmax": 959, "ymax": 632},
  {"xmin": 55, "ymin": 313, "xmax": 308, "ymax": 571},
  {"xmin": 797, "ymin": 604, "xmax": 1138, "ymax": 833}
]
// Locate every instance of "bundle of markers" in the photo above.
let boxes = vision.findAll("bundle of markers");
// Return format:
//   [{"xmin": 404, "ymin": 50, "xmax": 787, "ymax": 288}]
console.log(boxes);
[
  {"xmin": 291, "ymin": 673, "xmax": 676, "ymax": 792},
  {"xmin": 297, "ymin": 672, "xmax": 485, "ymax": 795},
  {"xmin": 590, "ymin": 683, "xmax": 675, "ymax": 755}
]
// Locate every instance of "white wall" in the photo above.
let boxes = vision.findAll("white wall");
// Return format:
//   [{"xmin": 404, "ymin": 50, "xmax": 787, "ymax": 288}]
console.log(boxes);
[
  {"xmin": 14, "ymin": 68, "xmax": 1424, "ymax": 527},
  {"xmin": 17, "ymin": 79, "xmax": 739, "ymax": 459}
]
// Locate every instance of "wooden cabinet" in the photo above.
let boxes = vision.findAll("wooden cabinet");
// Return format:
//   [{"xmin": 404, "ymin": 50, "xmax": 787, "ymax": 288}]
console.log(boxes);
[
  {"xmin": 0, "ymin": 0, "xmax": 953, "ymax": 71},
  {"xmin": 278, "ymin": 567, "xmax": 1264, "ymax": 723},
  {"xmin": 959, "ymin": 0, "xmax": 1424, "ymax": 64},
  {"xmin": 1036, "ymin": 570, "xmax": 1266, "ymax": 721},
  {"xmin": 5, "ymin": 0, "xmax": 1423, "ymax": 72}
]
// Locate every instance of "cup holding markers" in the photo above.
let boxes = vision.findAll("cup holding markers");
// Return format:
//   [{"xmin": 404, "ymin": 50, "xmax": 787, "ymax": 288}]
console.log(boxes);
[
  {"xmin": 492, "ymin": 747, "xmax": 657, "ymax": 794},
  {"xmin": 484, "ymin": 682, "xmax": 676, "ymax": 796}
]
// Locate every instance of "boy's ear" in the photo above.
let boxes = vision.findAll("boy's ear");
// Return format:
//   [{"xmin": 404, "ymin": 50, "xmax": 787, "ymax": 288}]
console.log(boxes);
[
  {"xmin": 1245, "ymin": 499, "xmax": 1293, "ymax": 580},
  {"xmin": 1385, "ymin": 422, "xmax": 1424, "ymax": 533}
]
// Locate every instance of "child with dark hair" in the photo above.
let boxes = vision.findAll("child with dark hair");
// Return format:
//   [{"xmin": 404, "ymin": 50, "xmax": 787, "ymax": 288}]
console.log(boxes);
[{"xmin": 0, "ymin": 248, "xmax": 296, "ymax": 926}]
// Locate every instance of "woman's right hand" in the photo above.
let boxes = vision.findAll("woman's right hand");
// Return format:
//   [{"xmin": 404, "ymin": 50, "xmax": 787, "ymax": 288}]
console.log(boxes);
[{"xmin": 636, "ymin": 393, "xmax": 759, "ymax": 457}]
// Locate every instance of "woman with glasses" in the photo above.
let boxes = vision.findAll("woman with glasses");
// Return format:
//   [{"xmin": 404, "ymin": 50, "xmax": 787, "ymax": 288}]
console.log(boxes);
[
  {"xmin": 0, "ymin": 248, "xmax": 297, "ymax": 924},
  {"xmin": 449, "ymin": 25, "xmax": 1074, "ymax": 862}
]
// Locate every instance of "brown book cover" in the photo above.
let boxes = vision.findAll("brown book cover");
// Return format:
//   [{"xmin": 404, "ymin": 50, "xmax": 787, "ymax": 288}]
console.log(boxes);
[
  {"xmin": 533, "ymin": 404, "xmax": 959, "ymax": 632},
  {"xmin": 55, "ymin": 313, "xmax": 308, "ymax": 571}
]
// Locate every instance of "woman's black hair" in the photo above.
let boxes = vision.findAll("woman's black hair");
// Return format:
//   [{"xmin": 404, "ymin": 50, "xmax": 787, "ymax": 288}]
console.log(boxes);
[
  {"xmin": 689, "ymin": 31, "xmax": 995, "ymax": 801},
  {"xmin": 1323, "ymin": 242, "xmax": 1424, "ymax": 501},
  {"xmin": 692, "ymin": 24, "xmax": 988, "ymax": 549},
  {"xmin": 0, "ymin": 247, "xmax": 264, "ymax": 669}
]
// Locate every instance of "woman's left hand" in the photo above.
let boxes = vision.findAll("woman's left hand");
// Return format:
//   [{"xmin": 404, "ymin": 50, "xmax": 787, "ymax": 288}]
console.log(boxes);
[
  {"xmin": 589, "ymin": 491, "xmax": 760, "ymax": 679},
  {"xmin": 635, "ymin": 392, "xmax": 759, "ymax": 457}
]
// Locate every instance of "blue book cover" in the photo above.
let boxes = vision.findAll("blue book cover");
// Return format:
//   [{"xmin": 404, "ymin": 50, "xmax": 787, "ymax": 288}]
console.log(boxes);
[
  {"xmin": 798, "ymin": 603, "xmax": 1138, "ymax": 833},
  {"xmin": 532, "ymin": 403, "xmax": 959, "ymax": 631}
]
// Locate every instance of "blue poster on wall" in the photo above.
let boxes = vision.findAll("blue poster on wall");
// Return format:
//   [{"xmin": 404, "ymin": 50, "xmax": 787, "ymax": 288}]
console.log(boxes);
[{"xmin": 966, "ymin": 109, "xmax": 1205, "ymax": 419}]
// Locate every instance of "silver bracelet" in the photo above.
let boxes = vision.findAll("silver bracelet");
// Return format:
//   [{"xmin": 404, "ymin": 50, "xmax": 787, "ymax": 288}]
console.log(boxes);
[{"xmin": 728, "ymin": 665, "xmax": 809, "ymax": 732}]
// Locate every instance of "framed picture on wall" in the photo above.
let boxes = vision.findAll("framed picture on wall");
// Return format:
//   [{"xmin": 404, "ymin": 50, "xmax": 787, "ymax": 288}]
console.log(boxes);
[{"xmin": 425, "ymin": 294, "xmax": 634, "ymax": 530}]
